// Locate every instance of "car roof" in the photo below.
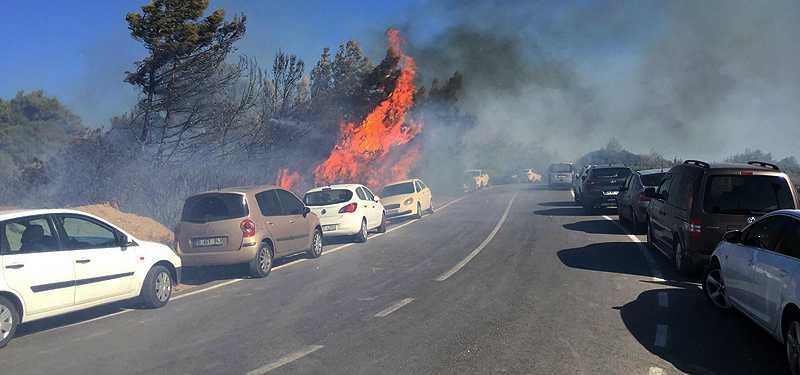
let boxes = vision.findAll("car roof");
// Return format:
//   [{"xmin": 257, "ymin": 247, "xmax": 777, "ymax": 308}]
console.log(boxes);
[
  {"xmin": 636, "ymin": 168, "xmax": 668, "ymax": 175},
  {"xmin": 194, "ymin": 184, "xmax": 281, "ymax": 196},
  {"xmin": 0, "ymin": 208, "xmax": 107, "ymax": 222},
  {"xmin": 590, "ymin": 165, "xmax": 629, "ymax": 170},
  {"xmin": 681, "ymin": 161, "xmax": 781, "ymax": 172},
  {"xmin": 305, "ymin": 184, "xmax": 364, "ymax": 193},
  {"xmin": 383, "ymin": 179, "xmax": 417, "ymax": 186}
]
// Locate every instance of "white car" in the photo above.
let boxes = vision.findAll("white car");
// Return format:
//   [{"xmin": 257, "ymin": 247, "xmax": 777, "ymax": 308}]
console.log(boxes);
[
  {"xmin": 704, "ymin": 210, "xmax": 800, "ymax": 374},
  {"xmin": 303, "ymin": 184, "xmax": 386, "ymax": 243},
  {"xmin": 0, "ymin": 209, "xmax": 181, "ymax": 348}
]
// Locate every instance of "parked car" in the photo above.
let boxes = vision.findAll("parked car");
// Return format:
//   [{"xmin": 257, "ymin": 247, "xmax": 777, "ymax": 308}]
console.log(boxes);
[
  {"xmin": 646, "ymin": 160, "xmax": 799, "ymax": 274},
  {"xmin": 303, "ymin": 184, "xmax": 386, "ymax": 243},
  {"xmin": 0, "ymin": 209, "xmax": 182, "ymax": 348},
  {"xmin": 573, "ymin": 165, "xmax": 592, "ymax": 202},
  {"xmin": 547, "ymin": 163, "xmax": 575, "ymax": 189},
  {"xmin": 381, "ymin": 179, "xmax": 433, "ymax": 220},
  {"xmin": 175, "ymin": 186, "xmax": 322, "ymax": 278},
  {"xmin": 576, "ymin": 165, "xmax": 632, "ymax": 213},
  {"xmin": 617, "ymin": 169, "xmax": 667, "ymax": 233},
  {"xmin": 463, "ymin": 169, "xmax": 490, "ymax": 191},
  {"xmin": 703, "ymin": 210, "xmax": 800, "ymax": 375}
]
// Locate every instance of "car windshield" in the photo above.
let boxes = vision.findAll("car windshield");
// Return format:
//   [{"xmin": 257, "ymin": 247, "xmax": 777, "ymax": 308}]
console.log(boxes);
[
  {"xmin": 181, "ymin": 193, "xmax": 248, "ymax": 223},
  {"xmin": 704, "ymin": 175, "xmax": 795, "ymax": 215},
  {"xmin": 640, "ymin": 173, "xmax": 666, "ymax": 187},
  {"xmin": 304, "ymin": 189, "xmax": 353, "ymax": 206},
  {"xmin": 382, "ymin": 182, "xmax": 415, "ymax": 196},
  {"xmin": 550, "ymin": 164, "xmax": 572, "ymax": 173}
]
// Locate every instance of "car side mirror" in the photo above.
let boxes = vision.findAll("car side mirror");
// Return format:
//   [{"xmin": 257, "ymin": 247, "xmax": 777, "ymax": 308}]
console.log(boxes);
[
  {"xmin": 303, "ymin": 206, "xmax": 311, "ymax": 216},
  {"xmin": 119, "ymin": 234, "xmax": 137, "ymax": 249},
  {"xmin": 373, "ymin": 196, "xmax": 380, "ymax": 202},
  {"xmin": 723, "ymin": 230, "xmax": 743, "ymax": 244}
]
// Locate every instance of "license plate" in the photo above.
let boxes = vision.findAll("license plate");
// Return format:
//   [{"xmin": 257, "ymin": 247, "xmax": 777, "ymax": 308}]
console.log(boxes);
[
  {"xmin": 193, "ymin": 237, "xmax": 225, "ymax": 247},
  {"xmin": 603, "ymin": 191, "xmax": 619, "ymax": 196},
  {"xmin": 322, "ymin": 224, "xmax": 337, "ymax": 231}
]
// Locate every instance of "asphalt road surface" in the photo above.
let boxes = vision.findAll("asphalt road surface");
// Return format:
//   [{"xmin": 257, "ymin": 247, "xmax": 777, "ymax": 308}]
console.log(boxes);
[{"xmin": 0, "ymin": 185, "xmax": 790, "ymax": 374}]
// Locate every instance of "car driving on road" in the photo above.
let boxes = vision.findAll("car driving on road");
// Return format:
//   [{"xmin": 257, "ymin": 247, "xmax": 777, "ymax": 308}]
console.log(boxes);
[
  {"xmin": 703, "ymin": 210, "xmax": 800, "ymax": 375},
  {"xmin": 0, "ymin": 209, "xmax": 181, "ymax": 348},
  {"xmin": 381, "ymin": 179, "xmax": 433, "ymax": 220},
  {"xmin": 547, "ymin": 163, "xmax": 575, "ymax": 189},
  {"xmin": 175, "ymin": 186, "xmax": 322, "ymax": 278},
  {"xmin": 646, "ymin": 160, "xmax": 798, "ymax": 274},
  {"xmin": 576, "ymin": 165, "xmax": 632, "ymax": 213},
  {"xmin": 617, "ymin": 169, "xmax": 667, "ymax": 233},
  {"xmin": 463, "ymin": 169, "xmax": 490, "ymax": 191},
  {"xmin": 304, "ymin": 184, "xmax": 386, "ymax": 243}
]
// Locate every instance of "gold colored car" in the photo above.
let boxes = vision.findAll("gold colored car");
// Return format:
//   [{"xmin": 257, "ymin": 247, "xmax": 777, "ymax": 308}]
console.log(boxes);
[
  {"xmin": 463, "ymin": 169, "xmax": 490, "ymax": 191},
  {"xmin": 175, "ymin": 185, "xmax": 322, "ymax": 278},
  {"xmin": 380, "ymin": 179, "xmax": 433, "ymax": 220}
]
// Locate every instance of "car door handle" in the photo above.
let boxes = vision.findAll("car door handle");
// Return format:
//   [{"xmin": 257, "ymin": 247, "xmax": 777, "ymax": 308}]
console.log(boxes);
[
  {"xmin": 76, "ymin": 259, "xmax": 91, "ymax": 264},
  {"xmin": 5, "ymin": 264, "xmax": 24, "ymax": 269}
]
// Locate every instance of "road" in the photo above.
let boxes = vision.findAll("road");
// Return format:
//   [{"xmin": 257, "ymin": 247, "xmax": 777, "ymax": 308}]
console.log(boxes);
[{"xmin": 0, "ymin": 185, "xmax": 790, "ymax": 374}]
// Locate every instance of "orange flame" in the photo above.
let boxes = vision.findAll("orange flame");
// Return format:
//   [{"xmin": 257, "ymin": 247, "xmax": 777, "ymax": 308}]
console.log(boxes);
[
  {"xmin": 313, "ymin": 28, "xmax": 422, "ymax": 190},
  {"xmin": 276, "ymin": 168, "xmax": 301, "ymax": 190}
]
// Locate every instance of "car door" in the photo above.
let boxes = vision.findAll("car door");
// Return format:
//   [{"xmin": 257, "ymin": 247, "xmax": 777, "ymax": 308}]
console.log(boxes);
[
  {"xmin": 361, "ymin": 186, "xmax": 381, "ymax": 227},
  {"xmin": 56, "ymin": 214, "xmax": 137, "ymax": 305},
  {"xmin": 0, "ymin": 215, "xmax": 76, "ymax": 316},
  {"xmin": 255, "ymin": 189, "xmax": 294, "ymax": 256},
  {"xmin": 650, "ymin": 174, "xmax": 673, "ymax": 248},
  {"xmin": 751, "ymin": 217, "xmax": 800, "ymax": 330},
  {"xmin": 734, "ymin": 215, "xmax": 789, "ymax": 321},
  {"xmin": 275, "ymin": 189, "xmax": 310, "ymax": 251}
]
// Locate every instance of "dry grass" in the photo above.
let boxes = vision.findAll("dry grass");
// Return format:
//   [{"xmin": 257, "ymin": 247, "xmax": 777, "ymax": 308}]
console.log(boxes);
[{"xmin": 73, "ymin": 203, "xmax": 174, "ymax": 244}]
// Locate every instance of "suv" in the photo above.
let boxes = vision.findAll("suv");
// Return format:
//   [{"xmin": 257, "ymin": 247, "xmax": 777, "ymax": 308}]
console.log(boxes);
[
  {"xmin": 175, "ymin": 186, "xmax": 322, "ymax": 278},
  {"xmin": 646, "ymin": 160, "xmax": 799, "ymax": 274},
  {"xmin": 576, "ymin": 165, "xmax": 633, "ymax": 213}
]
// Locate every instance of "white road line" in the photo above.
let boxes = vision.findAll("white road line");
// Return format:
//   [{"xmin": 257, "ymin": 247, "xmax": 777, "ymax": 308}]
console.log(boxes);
[
  {"xmin": 48, "ymin": 309, "xmax": 132, "ymax": 332},
  {"xmin": 657, "ymin": 292, "xmax": 669, "ymax": 308},
  {"xmin": 601, "ymin": 215, "xmax": 664, "ymax": 280},
  {"xmin": 436, "ymin": 192, "xmax": 518, "ymax": 282},
  {"xmin": 654, "ymin": 324, "xmax": 668, "ymax": 347},
  {"xmin": 374, "ymin": 298, "xmax": 415, "ymax": 318},
  {"xmin": 246, "ymin": 345, "xmax": 324, "ymax": 375},
  {"xmin": 648, "ymin": 366, "xmax": 666, "ymax": 375},
  {"xmin": 172, "ymin": 279, "xmax": 243, "ymax": 301}
]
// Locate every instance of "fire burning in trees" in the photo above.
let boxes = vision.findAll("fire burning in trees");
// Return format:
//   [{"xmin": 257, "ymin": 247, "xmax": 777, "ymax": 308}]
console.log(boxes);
[
  {"xmin": 313, "ymin": 28, "xmax": 422, "ymax": 189},
  {"xmin": 276, "ymin": 168, "xmax": 301, "ymax": 190}
]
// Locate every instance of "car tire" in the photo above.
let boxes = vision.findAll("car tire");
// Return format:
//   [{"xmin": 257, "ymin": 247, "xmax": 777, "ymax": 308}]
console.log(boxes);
[
  {"xmin": 0, "ymin": 296, "xmax": 20, "ymax": 349},
  {"xmin": 674, "ymin": 239, "xmax": 690, "ymax": 274},
  {"xmin": 307, "ymin": 229, "xmax": 323, "ymax": 259},
  {"xmin": 631, "ymin": 210, "xmax": 642, "ymax": 234},
  {"xmin": 786, "ymin": 320, "xmax": 800, "ymax": 375},
  {"xmin": 248, "ymin": 242, "xmax": 273, "ymax": 278},
  {"xmin": 426, "ymin": 200, "xmax": 434, "ymax": 214},
  {"xmin": 140, "ymin": 265, "xmax": 173, "ymax": 309},
  {"xmin": 354, "ymin": 219, "xmax": 368, "ymax": 243},
  {"xmin": 376, "ymin": 213, "xmax": 387, "ymax": 233},
  {"xmin": 414, "ymin": 203, "xmax": 423, "ymax": 219},
  {"xmin": 702, "ymin": 262, "xmax": 730, "ymax": 310}
]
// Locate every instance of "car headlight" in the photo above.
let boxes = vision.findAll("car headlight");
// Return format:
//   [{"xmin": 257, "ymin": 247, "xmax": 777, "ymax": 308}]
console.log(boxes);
[{"xmin": 404, "ymin": 198, "xmax": 414, "ymax": 206}]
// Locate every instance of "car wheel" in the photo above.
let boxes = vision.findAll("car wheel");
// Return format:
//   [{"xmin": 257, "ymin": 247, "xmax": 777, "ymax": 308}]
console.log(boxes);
[
  {"xmin": 354, "ymin": 219, "xmax": 368, "ymax": 243},
  {"xmin": 307, "ymin": 229, "xmax": 323, "ymax": 259},
  {"xmin": 703, "ymin": 263, "xmax": 730, "ymax": 310},
  {"xmin": 674, "ymin": 240, "xmax": 690, "ymax": 274},
  {"xmin": 631, "ymin": 210, "xmax": 642, "ymax": 234},
  {"xmin": 786, "ymin": 320, "xmax": 800, "ymax": 375},
  {"xmin": 414, "ymin": 203, "xmax": 423, "ymax": 219},
  {"xmin": 377, "ymin": 212, "xmax": 387, "ymax": 233},
  {"xmin": 248, "ymin": 242, "xmax": 273, "ymax": 278},
  {"xmin": 0, "ymin": 296, "xmax": 19, "ymax": 348},
  {"xmin": 426, "ymin": 200, "xmax": 434, "ymax": 214},
  {"xmin": 140, "ymin": 265, "xmax": 173, "ymax": 309}
]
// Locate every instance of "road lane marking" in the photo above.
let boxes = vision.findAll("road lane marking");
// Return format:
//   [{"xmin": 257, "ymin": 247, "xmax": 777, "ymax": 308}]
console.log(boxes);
[
  {"xmin": 436, "ymin": 192, "xmax": 518, "ymax": 282},
  {"xmin": 657, "ymin": 292, "xmax": 669, "ymax": 308},
  {"xmin": 648, "ymin": 367, "xmax": 665, "ymax": 375},
  {"xmin": 48, "ymin": 309, "xmax": 132, "ymax": 332},
  {"xmin": 173, "ymin": 279, "xmax": 243, "ymax": 301},
  {"xmin": 246, "ymin": 345, "xmax": 324, "ymax": 375},
  {"xmin": 654, "ymin": 324, "xmax": 668, "ymax": 347},
  {"xmin": 602, "ymin": 215, "xmax": 664, "ymax": 280},
  {"xmin": 374, "ymin": 298, "xmax": 415, "ymax": 318}
]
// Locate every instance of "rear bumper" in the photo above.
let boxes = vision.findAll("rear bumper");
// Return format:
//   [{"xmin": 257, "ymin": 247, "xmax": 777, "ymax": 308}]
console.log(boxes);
[
  {"xmin": 319, "ymin": 215, "xmax": 363, "ymax": 236},
  {"xmin": 583, "ymin": 192, "xmax": 620, "ymax": 206},
  {"xmin": 178, "ymin": 244, "xmax": 259, "ymax": 267}
]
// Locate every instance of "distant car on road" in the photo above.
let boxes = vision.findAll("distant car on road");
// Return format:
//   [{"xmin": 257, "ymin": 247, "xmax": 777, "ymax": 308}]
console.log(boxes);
[
  {"xmin": 463, "ymin": 169, "xmax": 490, "ymax": 191},
  {"xmin": 576, "ymin": 165, "xmax": 632, "ymax": 213},
  {"xmin": 513, "ymin": 168, "xmax": 542, "ymax": 184},
  {"xmin": 304, "ymin": 184, "xmax": 386, "ymax": 243},
  {"xmin": 646, "ymin": 160, "xmax": 799, "ymax": 274},
  {"xmin": 175, "ymin": 186, "xmax": 322, "ymax": 278},
  {"xmin": 617, "ymin": 169, "xmax": 667, "ymax": 233},
  {"xmin": 703, "ymin": 210, "xmax": 800, "ymax": 375},
  {"xmin": 547, "ymin": 163, "xmax": 574, "ymax": 189},
  {"xmin": 381, "ymin": 179, "xmax": 433, "ymax": 220},
  {"xmin": 0, "ymin": 209, "xmax": 182, "ymax": 348}
]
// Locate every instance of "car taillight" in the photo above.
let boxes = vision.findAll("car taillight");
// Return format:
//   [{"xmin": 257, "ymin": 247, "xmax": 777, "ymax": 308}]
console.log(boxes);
[
  {"xmin": 240, "ymin": 219, "xmax": 257, "ymax": 238},
  {"xmin": 339, "ymin": 202, "xmax": 357, "ymax": 213},
  {"xmin": 404, "ymin": 198, "xmax": 414, "ymax": 206},
  {"xmin": 738, "ymin": 170, "xmax": 754, "ymax": 176},
  {"xmin": 688, "ymin": 217, "xmax": 702, "ymax": 241}
]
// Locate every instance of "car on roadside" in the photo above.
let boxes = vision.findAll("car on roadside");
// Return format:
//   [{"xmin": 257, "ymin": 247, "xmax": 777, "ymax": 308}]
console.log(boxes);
[
  {"xmin": 175, "ymin": 186, "xmax": 322, "ymax": 278},
  {"xmin": 617, "ymin": 169, "xmax": 667, "ymax": 233},
  {"xmin": 0, "ymin": 209, "xmax": 182, "ymax": 348},
  {"xmin": 463, "ymin": 169, "xmax": 490, "ymax": 191},
  {"xmin": 547, "ymin": 163, "xmax": 575, "ymax": 189},
  {"xmin": 303, "ymin": 184, "xmax": 386, "ymax": 243},
  {"xmin": 646, "ymin": 160, "xmax": 799, "ymax": 274},
  {"xmin": 576, "ymin": 165, "xmax": 632, "ymax": 213},
  {"xmin": 703, "ymin": 210, "xmax": 800, "ymax": 375},
  {"xmin": 381, "ymin": 179, "xmax": 433, "ymax": 220},
  {"xmin": 572, "ymin": 164, "xmax": 592, "ymax": 202}
]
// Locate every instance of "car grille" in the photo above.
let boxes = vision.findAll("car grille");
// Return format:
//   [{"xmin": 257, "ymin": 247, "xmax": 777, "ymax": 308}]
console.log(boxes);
[{"xmin": 385, "ymin": 204, "xmax": 400, "ymax": 209}]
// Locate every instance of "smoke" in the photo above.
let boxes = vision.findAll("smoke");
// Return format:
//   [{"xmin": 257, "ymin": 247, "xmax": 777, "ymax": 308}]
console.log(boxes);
[{"xmin": 403, "ymin": 0, "xmax": 800, "ymax": 163}]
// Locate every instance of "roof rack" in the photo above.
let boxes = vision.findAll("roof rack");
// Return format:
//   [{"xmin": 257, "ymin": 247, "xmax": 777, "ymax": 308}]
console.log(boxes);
[
  {"xmin": 683, "ymin": 160, "xmax": 710, "ymax": 169},
  {"xmin": 747, "ymin": 161, "xmax": 780, "ymax": 171}
]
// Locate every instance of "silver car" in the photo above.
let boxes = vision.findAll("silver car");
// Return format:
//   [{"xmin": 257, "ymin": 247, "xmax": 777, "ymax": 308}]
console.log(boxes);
[{"xmin": 704, "ymin": 210, "xmax": 800, "ymax": 374}]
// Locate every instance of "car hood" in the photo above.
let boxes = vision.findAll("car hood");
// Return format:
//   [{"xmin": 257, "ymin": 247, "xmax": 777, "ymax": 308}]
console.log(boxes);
[{"xmin": 381, "ymin": 193, "xmax": 416, "ymax": 206}]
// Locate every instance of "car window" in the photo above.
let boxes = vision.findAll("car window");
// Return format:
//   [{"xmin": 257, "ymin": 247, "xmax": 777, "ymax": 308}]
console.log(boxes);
[
  {"xmin": 181, "ymin": 193, "xmax": 249, "ymax": 223},
  {"xmin": 656, "ymin": 175, "xmax": 673, "ymax": 200},
  {"xmin": 418, "ymin": 181, "xmax": 427, "ymax": 190},
  {"xmin": 355, "ymin": 187, "xmax": 367, "ymax": 200},
  {"xmin": 668, "ymin": 172, "xmax": 691, "ymax": 209},
  {"xmin": 415, "ymin": 181, "xmax": 423, "ymax": 192},
  {"xmin": 255, "ymin": 190, "xmax": 283, "ymax": 216},
  {"xmin": 774, "ymin": 220, "xmax": 800, "ymax": 259},
  {"xmin": 704, "ymin": 175, "xmax": 795, "ymax": 215},
  {"xmin": 744, "ymin": 216, "xmax": 792, "ymax": 250},
  {"xmin": 382, "ymin": 182, "xmax": 415, "ymax": 196},
  {"xmin": 363, "ymin": 187, "xmax": 375, "ymax": 201},
  {"xmin": 640, "ymin": 172, "xmax": 666, "ymax": 187},
  {"xmin": 304, "ymin": 189, "xmax": 353, "ymax": 206},
  {"xmin": 58, "ymin": 215, "xmax": 120, "ymax": 250},
  {"xmin": 0, "ymin": 216, "xmax": 59, "ymax": 254},
  {"xmin": 276, "ymin": 189, "xmax": 305, "ymax": 215}
]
